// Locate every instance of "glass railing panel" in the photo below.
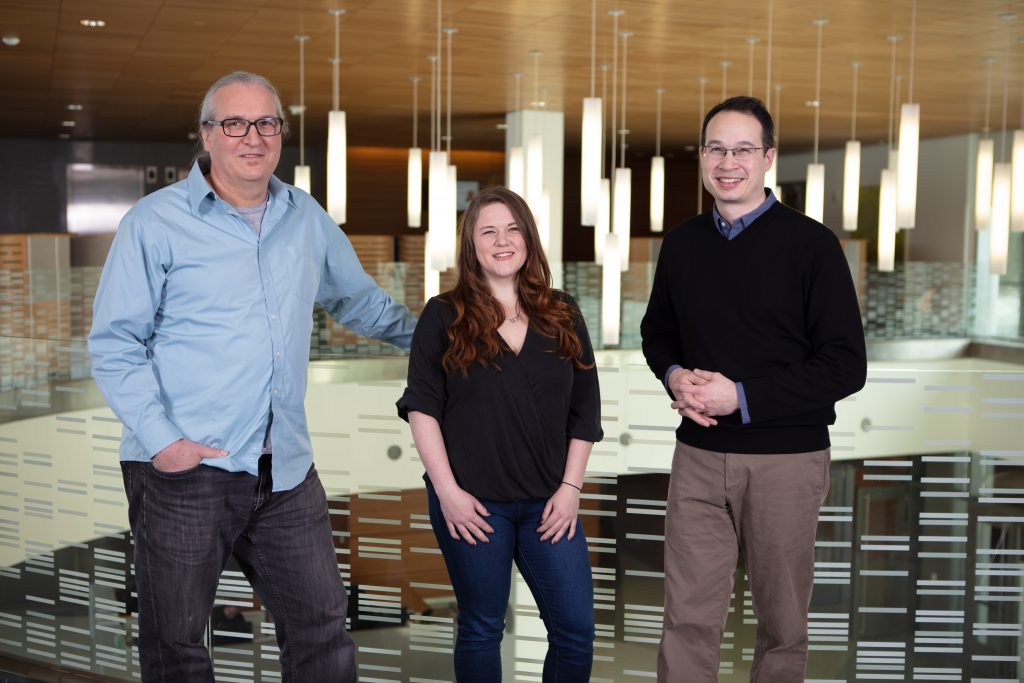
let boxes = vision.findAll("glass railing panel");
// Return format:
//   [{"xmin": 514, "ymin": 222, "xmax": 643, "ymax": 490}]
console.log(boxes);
[{"xmin": 1, "ymin": 339, "xmax": 1021, "ymax": 681}]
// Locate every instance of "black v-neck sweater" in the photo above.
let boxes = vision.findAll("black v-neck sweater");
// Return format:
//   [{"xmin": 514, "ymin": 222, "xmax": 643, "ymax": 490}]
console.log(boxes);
[
  {"xmin": 398, "ymin": 291, "xmax": 603, "ymax": 501},
  {"xmin": 641, "ymin": 202, "xmax": 867, "ymax": 454}
]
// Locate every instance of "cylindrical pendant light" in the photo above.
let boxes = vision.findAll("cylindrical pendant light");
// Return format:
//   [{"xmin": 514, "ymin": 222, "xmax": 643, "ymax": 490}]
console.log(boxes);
[
  {"xmin": 445, "ymin": 164, "xmax": 457, "ymax": 268},
  {"xmin": 293, "ymin": 35, "xmax": 311, "ymax": 192},
  {"xmin": 650, "ymin": 87, "xmax": 665, "ymax": 232},
  {"xmin": 595, "ymin": 177, "xmax": 611, "ymax": 264},
  {"xmin": 508, "ymin": 146, "xmax": 525, "ymax": 196},
  {"xmin": 1011, "ymin": 129, "xmax": 1024, "ymax": 231},
  {"xmin": 842, "ymin": 62, "xmax": 862, "ymax": 231},
  {"xmin": 428, "ymin": 150, "xmax": 449, "ymax": 270},
  {"xmin": 896, "ymin": 0, "xmax": 919, "ymax": 229},
  {"xmin": 976, "ymin": 57, "xmax": 995, "ymax": 231},
  {"xmin": 990, "ymin": 162, "xmax": 1011, "ymax": 275},
  {"xmin": 326, "ymin": 9, "xmax": 347, "ymax": 224},
  {"xmin": 805, "ymin": 164, "xmax": 825, "ymax": 223},
  {"xmin": 442, "ymin": 25, "xmax": 458, "ymax": 269},
  {"xmin": 804, "ymin": 19, "xmax": 827, "ymax": 223},
  {"xmin": 615, "ymin": 30, "xmax": 632, "ymax": 270},
  {"xmin": 407, "ymin": 76, "xmax": 422, "ymax": 228},
  {"xmin": 601, "ymin": 232, "xmax": 621, "ymax": 346},
  {"xmin": 765, "ymin": 84, "xmax": 781, "ymax": 198},
  {"xmin": 580, "ymin": 0, "xmax": 602, "ymax": 226},
  {"xmin": 878, "ymin": 168, "xmax": 897, "ymax": 272},
  {"xmin": 696, "ymin": 77, "xmax": 708, "ymax": 213},
  {"xmin": 977, "ymin": 144, "xmax": 996, "ymax": 233},
  {"xmin": 526, "ymin": 135, "xmax": 544, "ymax": 216},
  {"xmin": 842, "ymin": 141, "xmax": 861, "ymax": 231}
]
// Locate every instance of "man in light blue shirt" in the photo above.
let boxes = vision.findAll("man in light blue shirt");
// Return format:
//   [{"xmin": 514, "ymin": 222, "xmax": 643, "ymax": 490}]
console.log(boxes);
[{"xmin": 88, "ymin": 71, "xmax": 415, "ymax": 682}]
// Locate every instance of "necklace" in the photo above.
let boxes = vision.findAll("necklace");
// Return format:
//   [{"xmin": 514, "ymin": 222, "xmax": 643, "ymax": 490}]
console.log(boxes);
[{"xmin": 505, "ymin": 305, "xmax": 523, "ymax": 324}]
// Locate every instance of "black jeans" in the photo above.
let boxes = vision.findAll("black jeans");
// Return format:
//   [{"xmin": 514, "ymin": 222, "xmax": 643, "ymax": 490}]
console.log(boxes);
[{"xmin": 121, "ymin": 457, "xmax": 355, "ymax": 682}]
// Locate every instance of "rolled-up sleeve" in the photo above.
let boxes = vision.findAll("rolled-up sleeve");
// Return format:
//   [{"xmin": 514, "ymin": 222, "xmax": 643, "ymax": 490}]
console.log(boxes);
[
  {"xmin": 316, "ymin": 218, "xmax": 417, "ymax": 351},
  {"xmin": 565, "ymin": 297, "xmax": 603, "ymax": 443},
  {"xmin": 396, "ymin": 297, "xmax": 449, "ymax": 423}
]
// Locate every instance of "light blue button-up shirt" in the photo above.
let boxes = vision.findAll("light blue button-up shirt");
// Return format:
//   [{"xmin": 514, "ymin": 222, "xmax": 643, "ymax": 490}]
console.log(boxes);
[{"xmin": 88, "ymin": 161, "xmax": 416, "ymax": 492}]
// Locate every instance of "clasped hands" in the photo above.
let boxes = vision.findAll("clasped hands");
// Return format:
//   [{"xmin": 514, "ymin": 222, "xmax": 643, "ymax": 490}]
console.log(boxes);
[{"xmin": 667, "ymin": 367, "xmax": 738, "ymax": 427}]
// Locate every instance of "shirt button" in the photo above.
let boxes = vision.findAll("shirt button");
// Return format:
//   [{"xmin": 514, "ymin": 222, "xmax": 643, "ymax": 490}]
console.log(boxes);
[
  {"xmin": 276, "ymin": 351, "xmax": 282, "ymax": 358},
  {"xmin": 273, "ymin": 389, "xmax": 279, "ymax": 395},
  {"xmin": 271, "ymin": 314, "xmax": 277, "ymax": 320}
]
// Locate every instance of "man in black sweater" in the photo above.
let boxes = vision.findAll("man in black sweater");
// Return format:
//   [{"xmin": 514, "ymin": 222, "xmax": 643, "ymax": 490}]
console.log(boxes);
[{"xmin": 640, "ymin": 96, "xmax": 866, "ymax": 682}]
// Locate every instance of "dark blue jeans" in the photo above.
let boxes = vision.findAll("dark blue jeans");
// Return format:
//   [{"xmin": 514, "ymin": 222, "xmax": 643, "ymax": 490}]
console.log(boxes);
[
  {"xmin": 427, "ymin": 485, "xmax": 595, "ymax": 682},
  {"xmin": 121, "ymin": 457, "xmax": 355, "ymax": 682}
]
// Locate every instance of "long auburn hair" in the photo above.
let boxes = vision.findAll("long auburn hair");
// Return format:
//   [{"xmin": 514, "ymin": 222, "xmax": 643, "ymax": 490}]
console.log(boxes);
[{"xmin": 443, "ymin": 187, "xmax": 590, "ymax": 375}]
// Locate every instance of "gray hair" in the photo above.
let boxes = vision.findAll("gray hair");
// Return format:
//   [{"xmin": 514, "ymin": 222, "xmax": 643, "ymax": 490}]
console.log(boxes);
[{"xmin": 196, "ymin": 71, "xmax": 290, "ymax": 149}]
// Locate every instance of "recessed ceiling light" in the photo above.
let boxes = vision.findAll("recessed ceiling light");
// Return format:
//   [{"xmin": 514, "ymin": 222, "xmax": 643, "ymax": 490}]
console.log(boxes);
[
  {"xmin": 79, "ymin": 19, "xmax": 106, "ymax": 28},
  {"xmin": 67, "ymin": 104, "xmax": 83, "ymax": 111},
  {"xmin": 61, "ymin": 120, "xmax": 76, "ymax": 127},
  {"xmin": 2, "ymin": 35, "xmax": 20, "ymax": 47}
]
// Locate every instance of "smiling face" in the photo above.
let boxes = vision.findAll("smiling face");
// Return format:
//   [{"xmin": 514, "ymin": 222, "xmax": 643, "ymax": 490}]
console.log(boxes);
[
  {"xmin": 201, "ymin": 82, "xmax": 282, "ymax": 205},
  {"xmin": 472, "ymin": 201, "xmax": 528, "ymax": 288},
  {"xmin": 700, "ymin": 110, "xmax": 775, "ymax": 222}
]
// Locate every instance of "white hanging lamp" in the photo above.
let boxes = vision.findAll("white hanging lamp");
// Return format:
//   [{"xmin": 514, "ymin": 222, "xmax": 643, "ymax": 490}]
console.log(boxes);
[
  {"xmin": 507, "ymin": 71, "xmax": 525, "ymax": 194},
  {"xmin": 602, "ymin": 8, "xmax": 625, "ymax": 346},
  {"xmin": 878, "ymin": 35, "xmax": 901, "ymax": 271},
  {"xmin": 878, "ymin": 169, "xmax": 897, "ymax": 271},
  {"xmin": 601, "ymin": 232, "xmax": 621, "ymax": 346},
  {"xmin": 696, "ymin": 77, "xmax": 708, "ymax": 213},
  {"xmin": 1012, "ymin": 129, "xmax": 1024, "ymax": 232},
  {"xmin": 991, "ymin": 163, "xmax": 1011, "ymax": 274},
  {"xmin": 441, "ymin": 26, "xmax": 458, "ymax": 270},
  {"xmin": 613, "ymin": 29, "xmax": 633, "ymax": 271},
  {"xmin": 407, "ymin": 76, "xmax": 422, "ymax": 228},
  {"xmin": 593, "ymin": 64, "xmax": 610, "ymax": 264},
  {"xmin": 765, "ymin": 84, "xmax": 782, "ymax": 199},
  {"xmin": 976, "ymin": 57, "xmax": 996, "ymax": 231},
  {"xmin": 326, "ymin": 9, "xmax": 347, "ymax": 224},
  {"xmin": 524, "ymin": 49, "xmax": 547, "ymax": 230},
  {"xmin": 804, "ymin": 18, "xmax": 827, "ymax": 224},
  {"xmin": 650, "ymin": 87, "xmax": 665, "ymax": 232},
  {"xmin": 580, "ymin": 0, "xmax": 602, "ymax": 226},
  {"xmin": 293, "ymin": 34, "xmax": 311, "ymax": 193},
  {"xmin": 990, "ymin": 41, "xmax": 1013, "ymax": 275},
  {"xmin": 842, "ymin": 62, "xmax": 862, "ymax": 231},
  {"xmin": 762, "ymin": 2, "xmax": 779, "ymax": 198},
  {"xmin": 595, "ymin": 178, "xmax": 611, "ymax": 264},
  {"xmin": 896, "ymin": 0, "xmax": 920, "ymax": 229}
]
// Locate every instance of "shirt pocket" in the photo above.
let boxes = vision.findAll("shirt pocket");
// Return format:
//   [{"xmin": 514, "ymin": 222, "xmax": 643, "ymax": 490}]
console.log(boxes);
[{"xmin": 279, "ymin": 244, "xmax": 322, "ymax": 307}]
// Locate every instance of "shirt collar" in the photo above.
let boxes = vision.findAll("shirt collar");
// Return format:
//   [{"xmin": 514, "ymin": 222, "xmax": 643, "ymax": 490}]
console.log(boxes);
[
  {"xmin": 712, "ymin": 188, "xmax": 777, "ymax": 232},
  {"xmin": 187, "ymin": 155, "xmax": 298, "ymax": 214}
]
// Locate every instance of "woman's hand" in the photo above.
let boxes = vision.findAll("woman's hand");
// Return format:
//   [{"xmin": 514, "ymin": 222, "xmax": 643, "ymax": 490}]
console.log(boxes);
[
  {"xmin": 436, "ymin": 485, "xmax": 493, "ymax": 545},
  {"xmin": 537, "ymin": 483, "xmax": 581, "ymax": 544}
]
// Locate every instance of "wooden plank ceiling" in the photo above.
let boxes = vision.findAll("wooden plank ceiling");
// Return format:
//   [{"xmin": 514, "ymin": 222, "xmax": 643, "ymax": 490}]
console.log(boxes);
[{"xmin": 0, "ymin": 0, "xmax": 1021, "ymax": 154}]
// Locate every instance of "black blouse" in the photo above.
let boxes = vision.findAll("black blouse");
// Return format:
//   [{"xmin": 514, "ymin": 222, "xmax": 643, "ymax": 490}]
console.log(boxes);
[{"xmin": 397, "ymin": 291, "xmax": 603, "ymax": 502}]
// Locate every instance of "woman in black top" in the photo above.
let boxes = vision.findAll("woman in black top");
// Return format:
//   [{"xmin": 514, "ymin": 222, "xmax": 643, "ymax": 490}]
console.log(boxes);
[{"xmin": 398, "ymin": 187, "xmax": 602, "ymax": 682}]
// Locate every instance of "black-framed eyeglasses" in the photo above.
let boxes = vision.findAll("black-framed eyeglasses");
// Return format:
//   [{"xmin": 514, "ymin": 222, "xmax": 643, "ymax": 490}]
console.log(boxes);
[
  {"xmin": 700, "ymin": 145, "xmax": 764, "ymax": 160},
  {"xmin": 203, "ymin": 117, "xmax": 284, "ymax": 137}
]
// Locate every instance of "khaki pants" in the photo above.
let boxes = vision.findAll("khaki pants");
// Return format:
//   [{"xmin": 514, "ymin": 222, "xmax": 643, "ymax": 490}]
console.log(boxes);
[{"xmin": 657, "ymin": 442, "xmax": 830, "ymax": 683}]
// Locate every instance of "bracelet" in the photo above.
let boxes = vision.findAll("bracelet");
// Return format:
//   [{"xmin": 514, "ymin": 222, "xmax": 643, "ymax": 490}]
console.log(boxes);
[{"xmin": 561, "ymin": 481, "xmax": 582, "ymax": 492}]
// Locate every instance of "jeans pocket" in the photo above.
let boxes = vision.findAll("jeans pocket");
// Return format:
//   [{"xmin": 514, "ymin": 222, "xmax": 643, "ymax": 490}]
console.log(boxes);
[{"xmin": 149, "ymin": 461, "xmax": 203, "ymax": 479}]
